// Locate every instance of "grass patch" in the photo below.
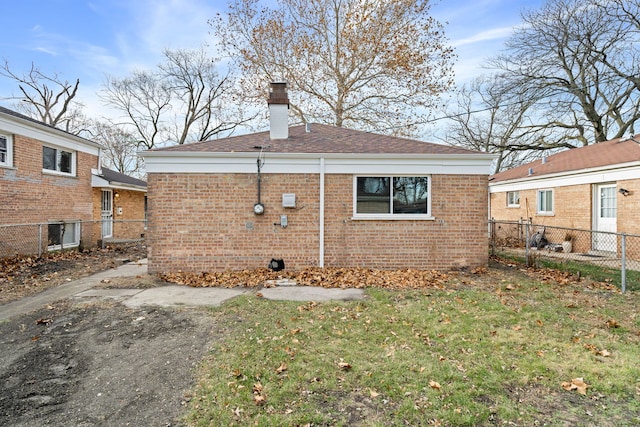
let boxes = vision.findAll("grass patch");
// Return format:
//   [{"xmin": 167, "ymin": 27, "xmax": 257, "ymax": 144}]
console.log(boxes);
[
  {"xmin": 496, "ymin": 250, "xmax": 640, "ymax": 292},
  {"xmin": 185, "ymin": 270, "xmax": 640, "ymax": 426}
]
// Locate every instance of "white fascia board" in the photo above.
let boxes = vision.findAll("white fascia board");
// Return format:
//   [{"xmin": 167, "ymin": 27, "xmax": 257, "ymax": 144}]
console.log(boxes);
[
  {"xmin": 489, "ymin": 162, "xmax": 640, "ymax": 193},
  {"xmin": 142, "ymin": 151, "xmax": 495, "ymax": 175},
  {"xmin": 0, "ymin": 114, "xmax": 102, "ymax": 155}
]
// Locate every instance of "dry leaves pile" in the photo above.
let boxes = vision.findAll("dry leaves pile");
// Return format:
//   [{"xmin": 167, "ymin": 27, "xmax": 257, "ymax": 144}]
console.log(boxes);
[{"xmin": 161, "ymin": 267, "xmax": 452, "ymax": 290}]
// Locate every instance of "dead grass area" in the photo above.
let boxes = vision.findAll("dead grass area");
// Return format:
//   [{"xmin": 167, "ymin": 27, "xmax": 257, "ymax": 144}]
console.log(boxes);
[{"xmin": 0, "ymin": 243, "xmax": 147, "ymax": 305}]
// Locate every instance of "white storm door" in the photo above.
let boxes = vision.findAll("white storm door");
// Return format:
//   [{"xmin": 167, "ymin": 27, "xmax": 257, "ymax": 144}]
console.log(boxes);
[
  {"xmin": 593, "ymin": 184, "xmax": 616, "ymax": 252},
  {"xmin": 101, "ymin": 190, "xmax": 113, "ymax": 238}
]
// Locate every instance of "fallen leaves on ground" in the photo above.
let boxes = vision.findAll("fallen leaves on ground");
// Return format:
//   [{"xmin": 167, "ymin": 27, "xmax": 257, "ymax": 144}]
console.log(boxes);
[
  {"xmin": 561, "ymin": 377, "xmax": 589, "ymax": 395},
  {"xmin": 161, "ymin": 267, "xmax": 451, "ymax": 290}
]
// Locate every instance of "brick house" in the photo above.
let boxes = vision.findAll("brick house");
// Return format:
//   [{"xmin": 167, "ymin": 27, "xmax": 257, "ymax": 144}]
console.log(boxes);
[
  {"xmin": 489, "ymin": 135, "xmax": 640, "ymax": 256},
  {"xmin": 142, "ymin": 83, "xmax": 495, "ymax": 274},
  {"xmin": 91, "ymin": 167, "xmax": 147, "ymax": 245},
  {"xmin": 0, "ymin": 106, "xmax": 102, "ymax": 255}
]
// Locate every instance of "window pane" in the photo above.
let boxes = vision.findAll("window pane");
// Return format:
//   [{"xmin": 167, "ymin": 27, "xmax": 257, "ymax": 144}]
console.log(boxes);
[
  {"xmin": 48, "ymin": 222, "xmax": 79, "ymax": 247},
  {"xmin": 507, "ymin": 191, "xmax": 520, "ymax": 206},
  {"xmin": 59, "ymin": 150, "xmax": 72, "ymax": 173},
  {"xmin": 43, "ymin": 146, "xmax": 56, "ymax": 170},
  {"xmin": 48, "ymin": 223, "xmax": 62, "ymax": 246},
  {"xmin": 356, "ymin": 177, "xmax": 390, "ymax": 213},
  {"xmin": 0, "ymin": 136, "xmax": 6, "ymax": 163},
  {"xmin": 538, "ymin": 190, "xmax": 553, "ymax": 212},
  {"xmin": 600, "ymin": 187, "xmax": 616, "ymax": 218},
  {"xmin": 393, "ymin": 177, "xmax": 428, "ymax": 214}
]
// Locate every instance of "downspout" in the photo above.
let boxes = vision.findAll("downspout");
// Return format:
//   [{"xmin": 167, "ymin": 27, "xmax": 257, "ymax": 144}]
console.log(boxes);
[{"xmin": 319, "ymin": 157, "xmax": 325, "ymax": 267}]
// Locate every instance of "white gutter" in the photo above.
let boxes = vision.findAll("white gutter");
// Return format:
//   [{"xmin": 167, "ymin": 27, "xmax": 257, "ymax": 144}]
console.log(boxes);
[{"xmin": 319, "ymin": 157, "xmax": 325, "ymax": 268}]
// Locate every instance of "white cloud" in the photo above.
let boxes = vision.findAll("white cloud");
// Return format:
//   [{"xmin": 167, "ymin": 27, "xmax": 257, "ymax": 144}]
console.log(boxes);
[{"xmin": 452, "ymin": 26, "xmax": 515, "ymax": 47}]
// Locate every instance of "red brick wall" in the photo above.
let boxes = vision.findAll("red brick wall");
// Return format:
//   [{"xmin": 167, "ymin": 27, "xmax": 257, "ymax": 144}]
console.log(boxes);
[
  {"xmin": 491, "ymin": 181, "xmax": 640, "ymax": 257},
  {"xmin": 0, "ymin": 134, "xmax": 98, "ymax": 254},
  {"xmin": 92, "ymin": 188, "xmax": 147, "ymax": 240},
  {"xmin": 147, "ymin": 172, "xmax": 489, "ymax": 273}
]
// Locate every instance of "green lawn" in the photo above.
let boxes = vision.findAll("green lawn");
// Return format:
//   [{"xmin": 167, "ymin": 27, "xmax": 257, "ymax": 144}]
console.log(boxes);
[{"xmin": 184, "ymin": 264, "xmax": 640, "ymax": 426}]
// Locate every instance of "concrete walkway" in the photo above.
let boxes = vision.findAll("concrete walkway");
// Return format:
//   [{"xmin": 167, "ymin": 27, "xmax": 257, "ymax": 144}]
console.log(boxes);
[{"xmin": 0, "ymin": 259, "xmax": 365, "ymax": 321}]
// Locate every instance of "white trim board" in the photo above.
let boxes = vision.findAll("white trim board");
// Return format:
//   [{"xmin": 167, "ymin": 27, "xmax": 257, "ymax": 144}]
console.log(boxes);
[{"xmin": 489, "ymin": 164, "xmax": 640, "ymax": 193}]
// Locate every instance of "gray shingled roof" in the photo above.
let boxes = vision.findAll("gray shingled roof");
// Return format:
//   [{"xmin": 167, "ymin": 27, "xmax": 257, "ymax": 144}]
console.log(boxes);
[
  {"xmin": 99, "ymin": 168, "xmax": 147, "ymax": 188},
  {"xmin": 150, "ymin": 124, "xmax": 484, "ymax": 155},
  {"xmin": 490, "ymin": 135, "xmax": 640, "ymax": 183}
]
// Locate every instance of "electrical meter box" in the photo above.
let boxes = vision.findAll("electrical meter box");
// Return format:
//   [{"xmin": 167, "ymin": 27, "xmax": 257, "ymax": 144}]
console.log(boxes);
[{"xmin": 282, "ymin": 193, "xmax": 296, "ymax": 208}]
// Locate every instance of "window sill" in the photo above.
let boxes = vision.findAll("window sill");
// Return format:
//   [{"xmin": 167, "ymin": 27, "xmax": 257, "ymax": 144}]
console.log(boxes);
[
  {"xmin": 42, "ymin": 169, "xmax": 76, "ymax": 178},
  {"xmin": 351, "ymin": 215, "xmax": 436, "ymax": 221},
  {"xmin": 507, "ymin": 205, "xmax": 520, "ymax": 208},
  {"xmin": 0, "ymin": 164, "xmax": 16, "ymax": 170},
  {"xmin": 536, "ymin": 212, "xmax": 555, "ymax": 217},
  {"xmin": 48, "ymin": 243, "xmax": 80, "ymax": 252}
]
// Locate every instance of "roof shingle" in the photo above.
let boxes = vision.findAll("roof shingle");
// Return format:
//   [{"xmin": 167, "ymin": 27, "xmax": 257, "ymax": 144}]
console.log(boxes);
[
  {"xmin": 490, "ymin": 135, "xmax": 640, "ymax": 183},
  {"xmin": 150, "ymin": 124, "xmax": 483, "ymax": 155}
]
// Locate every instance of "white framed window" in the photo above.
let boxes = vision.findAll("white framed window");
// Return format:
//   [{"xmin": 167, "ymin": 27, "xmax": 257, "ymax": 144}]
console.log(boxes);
[
  {"xmin": 507, "ymin": 191, "xmax": 520, "ymax": 207},
  {"xmin": 43, "ymin": 144, "xmax": 75, "ymax": 175},
  {"xmin": 537, "ymin": 189, "xmax": 554, "ymax": 215},
  {"xmin": 47, "ymin": 221, "xmax": 80, "ymax": 251},
  {"xmin": 0, "ymin": 133, "xmax": 13, "ymax": 167},
  {"xmin": 354, "ymin": 176, "xmax": 432, "ymax": 219}
]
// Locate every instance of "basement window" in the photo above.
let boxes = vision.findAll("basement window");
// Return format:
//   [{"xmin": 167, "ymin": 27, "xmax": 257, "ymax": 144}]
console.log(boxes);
[
  {"xmin": 354, "ymin": 176, "xmax": 432, "ymax": 219},
  {"xmin": 48, "ymin": 221, "xmax": 80, "ymax": 251}
]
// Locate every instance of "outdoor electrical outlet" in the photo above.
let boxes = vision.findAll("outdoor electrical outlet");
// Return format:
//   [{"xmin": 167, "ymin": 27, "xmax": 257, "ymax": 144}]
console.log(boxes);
[{"xmin": 280, "ymin": 215, "xmax": 288, "ymax": 228}]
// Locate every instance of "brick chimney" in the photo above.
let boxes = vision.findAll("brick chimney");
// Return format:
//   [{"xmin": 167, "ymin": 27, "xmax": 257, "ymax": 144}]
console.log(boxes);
[{"xmin": 267, "ymin": 82, "xmax": 289, "ymax": 139}]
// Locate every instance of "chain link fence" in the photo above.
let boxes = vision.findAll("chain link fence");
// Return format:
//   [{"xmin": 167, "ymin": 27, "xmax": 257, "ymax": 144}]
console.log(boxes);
[
  {"xmin": 490, "ymin": 219, "xmax": 640, "ymax": 292},
  {"xmin": 0, "ymin": 220, "xmax": 146, "ymax": 259}
]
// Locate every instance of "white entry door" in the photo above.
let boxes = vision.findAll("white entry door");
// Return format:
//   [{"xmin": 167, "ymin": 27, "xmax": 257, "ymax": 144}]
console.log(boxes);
[
  {"xmin": 593, "ymin": 184, "xmax": 617, "ymax": 252},
  {"xmin": 101, "ymin": 190, "xmax": 113, "ymax": 239}
]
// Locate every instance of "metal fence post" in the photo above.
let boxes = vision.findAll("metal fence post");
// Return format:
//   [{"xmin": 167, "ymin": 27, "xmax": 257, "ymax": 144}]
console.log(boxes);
[
  {"xmin": 38, "ymin": 224, "xmax": 42, "ymax": 258},
  {"xmin": 621, "ymin": 233, "xmax": 626, "ymax": 294},
  {"xmin": 525, "ymin": 223, "xmax": 530, "ymax": 267}
]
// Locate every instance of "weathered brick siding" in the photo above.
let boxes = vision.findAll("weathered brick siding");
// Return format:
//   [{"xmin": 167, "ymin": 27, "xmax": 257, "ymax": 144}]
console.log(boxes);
[
  {"xmin": 0, "ymin": 134, "xmax": 98, "ymax": 255},
  {"xmin": 147, "ymin": 173, "xmax": 489, "ymax": 273}
]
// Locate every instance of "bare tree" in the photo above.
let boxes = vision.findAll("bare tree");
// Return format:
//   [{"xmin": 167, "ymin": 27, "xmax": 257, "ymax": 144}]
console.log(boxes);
[
  {"xmin": 446, "ymin": 76, "xmax": 545, "ymax": 174},
  {"xmin": 0, "ymin": 60, "xmax": 88, "ymax": 134},
  {"xmin": 210, "ymin": 0, "xmax": 455, "ymax": 136},
  {"xmin": 85, "ymin": 120, "xmax": 144, "ymax": 176},
  {"xmin": 488, "ymin": 0, "xmax": 640, "ymax": 148},
  {"xmin": 101, "ymin": 47, "xmax": 253, "ymax": 150}
]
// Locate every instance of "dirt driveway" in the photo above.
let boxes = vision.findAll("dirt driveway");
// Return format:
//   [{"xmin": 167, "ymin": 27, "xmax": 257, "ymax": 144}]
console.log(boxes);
[
  {"xmin": 0, "ymin": 298, "xmax": 217, "ymax": 427},
  {"xmin": 0, "ymin": 245, "xmax": 219, "ymax": 426}
]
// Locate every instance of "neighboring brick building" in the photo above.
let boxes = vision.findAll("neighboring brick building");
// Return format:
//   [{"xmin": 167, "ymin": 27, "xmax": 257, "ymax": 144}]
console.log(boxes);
[
  {"xmin": 91, "ymin": 168, "xmax": 147, "ymax": 244},
  {"xmin": 142, "ymin": 83, "xmax": 495, "ymax": 274},
  {"xmin": 0, "ymin": 106, "xmax": 102, "ymax": 256},
  {"xmin": 489, "ymin": 135, "xmax": 640, "ymax": 256}
]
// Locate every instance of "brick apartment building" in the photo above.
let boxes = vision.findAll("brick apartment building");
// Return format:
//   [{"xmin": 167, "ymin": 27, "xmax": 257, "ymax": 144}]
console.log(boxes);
[
  {"xmin": 0, "ymin": 106, "xmax": 102, "ymax": 255},
  {"xmin": 0, "ymin": 106, "xmax": 147, "ymax": 257},
  {"xmin": 142, "ymin": 83, "xmax": 495, "ymax": 274}
]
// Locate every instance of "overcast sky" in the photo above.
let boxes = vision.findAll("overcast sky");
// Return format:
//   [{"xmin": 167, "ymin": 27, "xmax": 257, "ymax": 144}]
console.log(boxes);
[{"xmin": 0, "ymin": 0, "xmax": 544, "ymax": 131}]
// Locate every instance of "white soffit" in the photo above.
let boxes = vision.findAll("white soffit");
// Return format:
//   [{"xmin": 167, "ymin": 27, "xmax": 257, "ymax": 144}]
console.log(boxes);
[
  {"xmin": 142, "ymin": 152, "xmax": 495, "ymax": 175},
  {"xmin": 489, "ymin": 162, "xmax": 640, "ymax": 193},
  {"xmin": 0, "ymin": 115, "xmax": 102, "ymax": 155}
]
